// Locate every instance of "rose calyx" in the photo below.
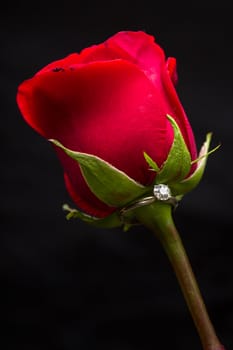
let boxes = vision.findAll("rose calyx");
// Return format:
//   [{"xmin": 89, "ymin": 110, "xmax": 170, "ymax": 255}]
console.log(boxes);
[{"xmin": 50, "ymin": 115, "xmax": 216, "ymax": 229}]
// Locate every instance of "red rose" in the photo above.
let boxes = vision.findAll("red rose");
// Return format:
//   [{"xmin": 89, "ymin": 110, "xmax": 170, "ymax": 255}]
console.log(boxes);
[{"xmin": 17, "ymin": 31, "xmax": 197, "ymax": 218}]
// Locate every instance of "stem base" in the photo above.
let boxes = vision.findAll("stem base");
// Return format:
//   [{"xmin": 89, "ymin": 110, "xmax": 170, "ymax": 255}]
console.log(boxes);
[{"xmin": 134, "ymin": 202, "xmax": 225, "ymax": 350}]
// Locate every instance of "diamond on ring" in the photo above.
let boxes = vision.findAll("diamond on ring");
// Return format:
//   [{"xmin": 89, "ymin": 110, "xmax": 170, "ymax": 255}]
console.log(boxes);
[{"xmin": 153, "ymin": 184, "xmax": 172, "ymax": 201}]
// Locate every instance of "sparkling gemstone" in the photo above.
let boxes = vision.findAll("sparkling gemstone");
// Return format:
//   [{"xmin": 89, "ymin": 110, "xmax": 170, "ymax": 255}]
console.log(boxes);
[{"xmin": 153, "ymin": 184, "xmax": 171, "ymax": 201}]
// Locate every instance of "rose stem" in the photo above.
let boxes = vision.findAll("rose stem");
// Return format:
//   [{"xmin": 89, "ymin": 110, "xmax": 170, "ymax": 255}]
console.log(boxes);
[{"xmin": 134, "ymin": 202, "xmax": 225, "ymax": 350}]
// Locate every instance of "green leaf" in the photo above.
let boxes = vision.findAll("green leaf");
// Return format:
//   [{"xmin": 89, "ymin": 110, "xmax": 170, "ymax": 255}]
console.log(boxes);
[
  {"xmin": 170, "ymin": 132, "xmax": 214, "ymax": 195},
  {"xmin": 155, "ymin": 115, "xmax": 191, "ymax": 184},
  {"xmin": 50, "ymin": 139, "xmax": 149, "ymax": 207},
  {"xmin": 62, "ymin": 204, "xmax": 122, "ymax": 228},
  {"xmin": 143, "ymin": 152, "xmax": 160, "ymax": 172}
]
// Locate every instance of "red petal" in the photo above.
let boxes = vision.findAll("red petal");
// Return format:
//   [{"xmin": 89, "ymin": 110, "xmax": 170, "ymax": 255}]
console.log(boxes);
[
  {"xmin": 72, "ymin": 31, "xmax": 165, "ymax": 85},
  {"xmin": 166, "ymin": 57, "xmax": 178, "ymax": 85},
  {"xmin": 105, "ymin": 32, "xmax": 197, "ymax": 166},
  {"xmin": 105, "ymin": 31, "xmax": 165, "ymax": 83},
  {"xmin": 17, "ymin": 59, "xmax": 172, "ymax": 216},
  {"xmin": 162, "ymin": 58, "xmax": 197, "ymax": 167},
  {"xmin": 74, "ymin": 43, "xmax": 129, "ymax": 63},
  {"xmin": 106, "ymin": 32, "xmax": 197, "ymax": 167}
]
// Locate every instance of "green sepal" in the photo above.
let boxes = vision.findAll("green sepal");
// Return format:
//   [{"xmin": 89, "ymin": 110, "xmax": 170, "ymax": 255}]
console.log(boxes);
[
  {"xmin": 155, "ymin": 115, "xmax": 191, "ymax": 184},
  {"xmin": 143, "ymin": 152, "xmax": 160, "ymax": 172},
  {"xmin": 190, "ymin": 141, "xmax": 221, "ymax": 165},
  {"xmin": 50, "ymin": 139, "xmax": 149, "ymax": 207},
  {"xmin": 170, "ymin": 132, "xmax": 213, "ymax": 196},
  {"xmin": 62, "ymin": 204, "xmax": 123, "ymax": 228}
]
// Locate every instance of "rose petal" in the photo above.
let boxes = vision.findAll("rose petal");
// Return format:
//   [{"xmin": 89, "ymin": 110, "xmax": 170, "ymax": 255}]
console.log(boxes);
[
  {"xmin": 162, "ymin": 58, "xmax": 197, "ymax": 166},
  {"xmin": 17, "ymin": 59, "xmax": 172, "ymax": 216},
  {"xmin": 105, "ymin": 32, "xmax": 197, "ymax": 166},
  {"xmin": 166, "ymin": 57, "xmax": 178, "ymax": 85},
  {"xmin": 105, "ymin": 31, "xmax": 165, "ymax": 83},
  {"xmin": 75, "ymin": 43, "xmax": 131, "ymax": 64},
  {"xmin": 72, "ymin": 31, "xmax": 165, "ymax": 85},
  {"xmin": 105, "ymin": 31, "xmax": 197, "ymax": 166}
]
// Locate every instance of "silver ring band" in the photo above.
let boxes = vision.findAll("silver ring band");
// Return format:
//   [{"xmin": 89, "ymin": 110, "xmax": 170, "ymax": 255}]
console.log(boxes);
[
  {"xmin": 120, "ymin": 195, "xmax": 178, "ymax": 216},
  {"xmin": 119, "ymin": 184, "xmax": 179, "ymax": 224}
]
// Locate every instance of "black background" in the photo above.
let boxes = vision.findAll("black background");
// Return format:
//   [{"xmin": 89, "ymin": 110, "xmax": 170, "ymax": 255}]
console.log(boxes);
[{"xmin": 1, "ymin": 2, "xmax": 233, "ymax": 349}]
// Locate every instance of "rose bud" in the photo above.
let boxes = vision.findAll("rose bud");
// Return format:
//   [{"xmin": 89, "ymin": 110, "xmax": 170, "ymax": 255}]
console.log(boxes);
[{"xmin": 16, "ymin": 31, "xmax": 214, "ymax": 228}]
